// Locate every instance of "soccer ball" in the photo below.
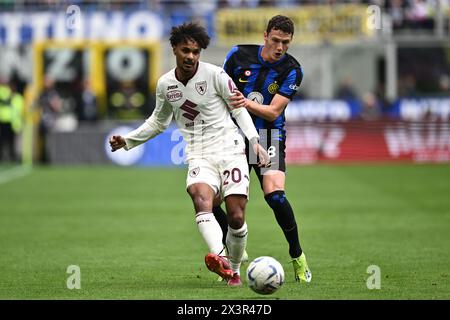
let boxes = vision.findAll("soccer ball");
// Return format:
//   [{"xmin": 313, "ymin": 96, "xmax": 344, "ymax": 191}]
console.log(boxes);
[{"xmin": 246, "ymin": 256, "xmax": 285, "ymax": 295}]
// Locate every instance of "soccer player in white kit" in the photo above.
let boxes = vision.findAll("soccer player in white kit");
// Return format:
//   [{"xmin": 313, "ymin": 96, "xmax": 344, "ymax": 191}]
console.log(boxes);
[{"xmin": 109, "ymin": 22, "xmax": 270, "ymax": 286}]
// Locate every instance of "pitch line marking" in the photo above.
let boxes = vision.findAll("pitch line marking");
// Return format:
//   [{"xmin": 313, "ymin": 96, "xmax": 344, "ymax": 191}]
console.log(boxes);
[{"xmin": 0, "ymin": 166, "xmax": 32, "ymax": 185}]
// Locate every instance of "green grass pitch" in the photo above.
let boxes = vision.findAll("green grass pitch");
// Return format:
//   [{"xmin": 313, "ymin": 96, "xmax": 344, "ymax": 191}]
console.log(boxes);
[{"xmin": 0, "ymin": 164, "xmax": 449, "ymax": 299}]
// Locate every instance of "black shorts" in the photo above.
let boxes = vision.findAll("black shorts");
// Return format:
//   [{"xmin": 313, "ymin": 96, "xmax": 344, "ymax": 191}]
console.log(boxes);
[{"xmin": 245, "ymin": 133, "xmax": 286, "ymax": 189}]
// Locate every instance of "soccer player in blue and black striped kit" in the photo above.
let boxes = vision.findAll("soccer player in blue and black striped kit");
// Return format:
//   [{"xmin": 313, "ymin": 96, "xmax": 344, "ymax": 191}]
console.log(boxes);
[{"xmin": 213, "ymin": 15, "xmax": 312, "ymax": 283}]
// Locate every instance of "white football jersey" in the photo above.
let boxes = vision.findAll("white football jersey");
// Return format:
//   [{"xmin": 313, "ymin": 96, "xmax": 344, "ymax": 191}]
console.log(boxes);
[{"xmin": 124, "ymin": 61, "xmax": 258, "ymax": 161}]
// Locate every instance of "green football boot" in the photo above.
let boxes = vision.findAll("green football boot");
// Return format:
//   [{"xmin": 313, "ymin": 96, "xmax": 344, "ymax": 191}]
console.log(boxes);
[{"xmin": 292, "ymin": 252, "xmax": 312, "ymax": 283}]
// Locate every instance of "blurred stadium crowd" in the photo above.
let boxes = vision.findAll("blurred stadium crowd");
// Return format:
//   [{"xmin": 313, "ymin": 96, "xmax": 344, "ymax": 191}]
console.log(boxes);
[{"xmin": 0, "ymin": 0, "xmax": 449, "ymax": 27}]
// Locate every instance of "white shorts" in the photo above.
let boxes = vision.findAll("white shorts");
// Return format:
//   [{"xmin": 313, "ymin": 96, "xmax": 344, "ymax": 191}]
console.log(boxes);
[{"xmin": 186, "ymin": 154, "xmax": 250, "ymax": 199}]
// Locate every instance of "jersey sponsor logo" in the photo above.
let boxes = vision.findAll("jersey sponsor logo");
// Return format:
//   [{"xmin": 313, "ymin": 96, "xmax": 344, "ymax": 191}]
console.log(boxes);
[
  {"xmin": 180, "ymin": 99, "xmax": 199, "ymax": 121},
  {"xmin": 189, "ymin": 166, "xmax": 200, "ymax": 178},
  {"xmin": 167, "ymin": 84, "xmax": 178, "ymax": 90},
  {"xmin": 247, "ymin": 91, "xmax": 264, "ymax": 104},
  {"xmin": 195, "ymin": 81, "xmax": 207, "ymax": 95},
  {"xmin": 268, "ymin": 82, "xmax": 279, "ymax": 94},
  {"xmin": 166, "ymin": 90, "xmax": 183, "ymax": 102},
  {"xmin": 185, "ymin": 119, "xmax": 205, "ymax": 127},
  {"xmin": 289, "ymin": 84, "xmax": 300, "ymax": 91}
]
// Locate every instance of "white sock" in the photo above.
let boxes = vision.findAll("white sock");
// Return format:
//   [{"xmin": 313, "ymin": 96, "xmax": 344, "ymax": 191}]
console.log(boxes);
[
  {"xmin": 226, "ymin": 223, "xmax": 248, "ymax": 275},
  {"xmin": 195, "ymin": 212, "xmax": 224, "ymax": 255}
]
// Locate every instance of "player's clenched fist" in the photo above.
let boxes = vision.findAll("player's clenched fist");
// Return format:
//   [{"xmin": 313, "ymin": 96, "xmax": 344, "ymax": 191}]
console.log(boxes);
[{"xmin": 109, "ymin": 135, "xmax": 126, "ymax": 152}]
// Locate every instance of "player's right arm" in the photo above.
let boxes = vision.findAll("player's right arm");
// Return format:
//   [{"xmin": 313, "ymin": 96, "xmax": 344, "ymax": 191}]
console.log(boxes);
[
  {"xmin": 109, "ymin": 80, "xmax": 173, "ymax": 152},
  {"xmin": 214, "ymin": 66, "xmax": 271, "ymax": 167}
]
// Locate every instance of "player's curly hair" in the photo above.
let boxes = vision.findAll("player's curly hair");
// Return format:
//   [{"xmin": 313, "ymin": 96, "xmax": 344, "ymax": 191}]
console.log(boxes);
[
  {"xmin": 169, "ymin": 22, "xmax": 210, "ymax": 49},
  {"xmin": 266, "ymin": 15, "xmax": 295, "ymax": 36}
]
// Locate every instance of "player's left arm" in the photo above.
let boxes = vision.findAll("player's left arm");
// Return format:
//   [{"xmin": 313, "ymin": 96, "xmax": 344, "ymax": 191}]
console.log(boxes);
[{"xmin": 230, "ymin": 67, "xmax": 303, "ymax": 121}]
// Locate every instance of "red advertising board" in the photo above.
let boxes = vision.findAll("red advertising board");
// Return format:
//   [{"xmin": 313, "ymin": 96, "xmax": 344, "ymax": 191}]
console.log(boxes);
[{"xmin": 285, "ymin": 120, "xmax": 450, "ymax": 164}]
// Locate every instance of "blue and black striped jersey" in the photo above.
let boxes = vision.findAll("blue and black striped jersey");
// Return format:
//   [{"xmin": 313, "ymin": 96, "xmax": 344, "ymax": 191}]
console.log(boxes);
[{"xmin": 223, "ymin": 45, "xmax": 303, "ymax": 141}]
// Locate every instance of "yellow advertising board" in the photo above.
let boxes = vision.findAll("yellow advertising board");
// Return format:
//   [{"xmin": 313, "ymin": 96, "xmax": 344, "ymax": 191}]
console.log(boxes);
[{"xmin": 216, "ymin": 4, "xmax": 374, "ymax": 45}]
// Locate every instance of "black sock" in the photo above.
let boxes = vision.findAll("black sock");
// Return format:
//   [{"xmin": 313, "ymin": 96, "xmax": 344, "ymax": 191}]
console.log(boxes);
[
  {"xmin": 212, "ymin": 205, "xmax": 228, "ymax": 246},
  {"xmin": 264, "ymin": 191, "xmax": 302, "ymax": 258}
]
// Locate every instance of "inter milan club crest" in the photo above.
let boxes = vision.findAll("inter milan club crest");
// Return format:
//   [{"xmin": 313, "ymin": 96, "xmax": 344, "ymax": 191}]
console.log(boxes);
[
  {"xmin": 189, "ymin": 167, "xmax": 200, "ymax": 178},
  {"xmin": 195, "ymin": 81, "xmax": 207, "ymax": 95},
  {"xmin": 268, "ymin": 82, "xmax": 279, "ymax": 94}
]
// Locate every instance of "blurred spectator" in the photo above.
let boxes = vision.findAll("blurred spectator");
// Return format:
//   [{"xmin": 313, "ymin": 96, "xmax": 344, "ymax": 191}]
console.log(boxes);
[
  {"xmin": 79, "ymin": 78, "xmax": 98, "ymax": 122},
  {"xmin": 0, "ymin": 79, "xmax": 23, "ymax": 163},
  {"xmin": 109, "ymin": 80, "xmax": 146, "ymax": 119},
  {"xmin": 259, "ymin": 0, "xmax": 275, "ymax": 6},
  {"xmin": 336, "ymin": 76, "xmax": 358, "ymax": 100},
  {"xmin": 374, "ymin": 81, "xmax": 390, "ymax": 113},
  {"xmin": 360, "ymin": 91, "xmax": 382, "ymax": 120},
  {"xmin": 406, "ymin": 0, "xmax": 435, "ymax": 29},
  {"xmin": 275, "ymin": 0, "xmax": 301, "ymax": 7},
  {"xmin": 389, "ymin": 0, "xmax": 408, "ymax": 30},
  {"xmin": 35, "ymin": 76, "xmax": 63, "ymax": 163},
  {"xmin": 187, "ymin": 0, "xmax": 218, "ymax": 15},
  {"xmin": 219, "ymin": 0, "xmax": 270, "ymax": 8},
  {"xmin": 398, "ymin": 74, "xmax": 418, "ymax": 97},
  {"xmin": 10, "ymin": 82, "xmax": 24, "ymax": 155},
  {"xmin": 438, "ymin": 74, "xmax": 450, "ymax": 94}
]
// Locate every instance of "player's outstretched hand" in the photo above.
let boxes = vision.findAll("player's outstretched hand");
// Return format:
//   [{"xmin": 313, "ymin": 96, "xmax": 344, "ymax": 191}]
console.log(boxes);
[
  {"xmin": 253, "ymin": 143, "xmax": 271, "ymax": 168},
  {"xmin": 109, "ymin": 135, "xmax": 126, "ymax": 152},
  {"xmin": 229, "ymin": 89, "xmax": 247, "ymax": 109}
]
